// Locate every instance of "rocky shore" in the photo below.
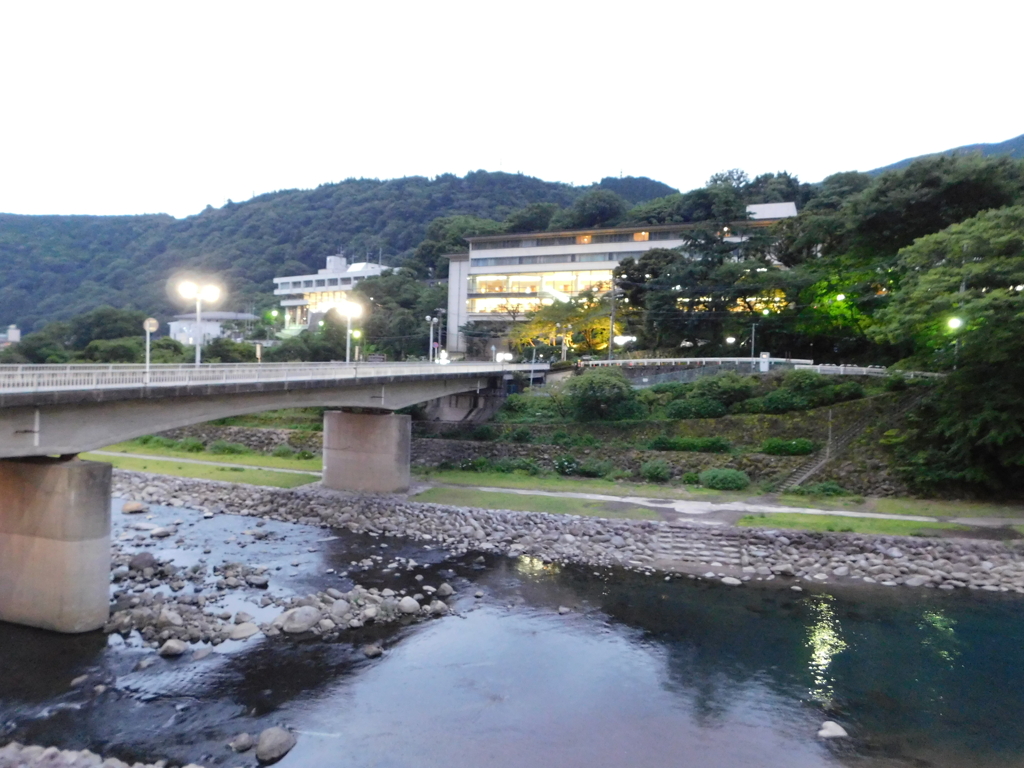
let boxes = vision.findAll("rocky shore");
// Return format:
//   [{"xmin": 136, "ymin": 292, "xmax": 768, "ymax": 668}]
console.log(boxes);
[
  {"xmin": 113, "ymin": 470, "xmax": 1024, "ymax": 594},
  {"xmin": 0, "ymin": 741, "xmax": 202, "ymax": 768}
]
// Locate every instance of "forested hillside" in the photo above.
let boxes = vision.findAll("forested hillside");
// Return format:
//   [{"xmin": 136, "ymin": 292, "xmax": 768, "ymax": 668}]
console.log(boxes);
[
  {"xmin": 868, "ymin": 132, "xmax": 1024, "ymax": 175},
  {"xmin": 0, "ymin": 173, "xmax": 674, "ymax": 331}
]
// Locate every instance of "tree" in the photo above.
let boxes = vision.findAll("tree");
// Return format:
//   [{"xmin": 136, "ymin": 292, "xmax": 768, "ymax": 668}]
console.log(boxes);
[
  {"xmin": 406, "ymin": 215, "xmax": 506, "ymax": 278},
  {"xmin": 564, "ymin": 368, "xmax": 641, "ymax": 421},
  {"xmin": 204, "ymin": 337, "xmax": 257, "ymax": 363},
  {"xmin": 870, "ymin": 206, "xmax": 1024, "ymax": 493},
  {"xmin": 504, "ymin": 203, "xmax": 560, "ymax": 233},
  {"xmin": 548, "ymin": 189, "xmax": 629, "ymax": 230}
]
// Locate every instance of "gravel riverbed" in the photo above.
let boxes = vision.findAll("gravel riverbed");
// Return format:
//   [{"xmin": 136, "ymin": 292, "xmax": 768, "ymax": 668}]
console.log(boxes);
[{"xmin": 114, "ymin": 470, "xmax": 1024, "ymax": 595}]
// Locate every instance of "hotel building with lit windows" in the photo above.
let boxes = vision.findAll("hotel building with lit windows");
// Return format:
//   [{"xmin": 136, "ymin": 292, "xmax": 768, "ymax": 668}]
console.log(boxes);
[
  {"xmin": 273, "ymin": 253, "xmax": 383, "ymax": 330},
  {"xmin": 445, "ymin": 202, "xmax": 798, "ymax": 353}
]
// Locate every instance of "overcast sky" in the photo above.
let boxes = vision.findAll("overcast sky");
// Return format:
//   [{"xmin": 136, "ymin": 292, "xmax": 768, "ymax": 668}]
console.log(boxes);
[{"xmin": 1, "ymin": 1, "xmax": 1021, "ymax": 219}]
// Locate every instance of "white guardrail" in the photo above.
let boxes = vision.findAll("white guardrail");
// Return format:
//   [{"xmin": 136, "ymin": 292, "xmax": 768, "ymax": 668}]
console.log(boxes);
[
  {"xmin": 582, "ymin": 357, "xmax": 813, "ymax": 367},
  {"xmin": 0, "ymin": 361, "xmax": 545, "ymax": 395}
]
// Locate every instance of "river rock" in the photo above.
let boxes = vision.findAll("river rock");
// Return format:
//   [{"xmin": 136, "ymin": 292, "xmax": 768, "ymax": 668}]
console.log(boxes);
[
  {"xmin": 362, "ymin": 644, "xmax": 383, "ymax": 658},
  {"xmin": 436, "ymin": 582, "xmax": 454, "ymax": 597},
  {"xmin": 255, "ymin": 726, "xmax": 296, "ymax": 763},
  {"xmin": 246, "ymin": 575, "xmax": 269, "ymax": 588},
  {"xmin": 150, "ymin": 527, "xmax": 174, "ymax": 539},
  {"xmin": 398, "ymin": 596, "xmax": 420, "ymax": 614},
  {"xmin": 281, "ymin": 605, "xmax": 321, "ymax": 634},
  {"xmin": 157, "ymin": 609, "xmax": 183, "ymax": 628},
  {"xmin": 230, "ymin": 622, "xmax": 260, "ymax": 640},
  {"xmin": 833, "ymin": 566, "xmax": 850, "ymax": 577},
  {"xmin": 720, "ymin": 577, "xmax": 742, "ymax": 586},
  {"xmin": 129, "ymin": 552, "xmax": 158, "ymax": 571},
  {"xmin": 329, "ymin": 600, "xmax": 351, "ymax": 619},
  {"xmin": 121, "ymin": 501, "xmax": 148, "ymax": 514},
  {"xmin": 905, "ymin": 575, "xmax": 930, "ymax": 587},
  {"xmin": 817, "ymin": 720, "xmax": 849, "ymax": 739},
  {"xmin": 158, "ymin": 639, "xmax": 187, "ymax": 657},
  {"xmin": 229, "ymin": 732, "xmax": 254, "ymax": 752}
]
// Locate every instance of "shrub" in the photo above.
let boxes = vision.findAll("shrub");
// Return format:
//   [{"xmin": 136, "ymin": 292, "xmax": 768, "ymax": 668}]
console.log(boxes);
[
  {"xmin": 640, "ymin": 459, "xmax": 672, "ymax": 483},
  {"xmin": 791, "ymin": 481, "xmax": 849, "ymax": 496},
  {"xmin": 554, "ymin": 455, "xmax": 579, "ymax": 475},
  {"xmin": 550, "ymin": 430, "xmax": 573, "ymax": 446},
  {"xmin": 470, "ymin": 425, "xmax": 498, "ymax": 441},
  {"xmin": 178, "ymin": 437, "xmax": 205, "ymax": 453},
  {"xmin": 607, "ymin": 468, "xmax": 633, "ymax": 481},
  {"xmin": 512, "ymin": 458, "xmax": 541, "ymax": 475},
  {"xmin": 492, "ymin": 457, "xmax": 518, "ymax": 473},
  {"xmin": 565, "ymin": 368, "xmax": 642, "ymax": 421},
  {"xmin": 508, "ymin": 427, "xmax": 533, "ymax": 444},
  {"xmin": 665, "ymin": 397, "xmax": 727, "ymax": 420},
  {"xmin": 459, "ymin": 456, "xmax": 492, "ymax": 471},
  {"xmin": 698, "ymin": 468, "xmax": 750, "ymax": 490},
  {"xmin": 884, "ymin": 374, "xmax": 909, "ymax": 391},
  {"xmin": 688, "ymin": 371, "xmax": 757, "ymax": 405},
  {"xmin": 572, "ymin": 433, "xmax": 599, "ymax": 447},
  {"xmin": 648, "ymin": 435, "xmax": 731, "ymax": 453},
  {"xmin": 295, "ymin": 450, "xmax": 315, "ymax": 460},
  {"xmin": 577, "ymin": 458, "xmax": 613, "ymax": 478},
  {"xmin": 751, "ymin": 389, "xmax": 809, "ymax": 414},
  {"xmin": 136, "ymin": 435, "xmax": 177, "ymax": 448},
  {"xmin": 759, "ymin": 438, "xmax": 816, "ymax": 456},
  {"xmin": 271, "ymin": 444, "xmax": 296, "ymax": 458},
  {"xmin": 681, "ymin": 471, "xmax": 700, "ymax": 485},
  {"xmin": 649, "ymin": 382, "xmax": 692, "ymax": 400},
  {"xmin": 207, "ymin": 440, "xmax": 250, "ymax": 455}
]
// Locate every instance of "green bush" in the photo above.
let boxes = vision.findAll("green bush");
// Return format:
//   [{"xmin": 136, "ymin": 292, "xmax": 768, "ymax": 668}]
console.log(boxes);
[
  {"xmin": 459, "ymin": 456, "xmax": 492, "ymax": 471},
  {"xmin": 748, "ymin": 389, "xmax": 809, "ymax": 414},
  {"xmin": 698, "ymin": 468, "xmax": 750, "ymax": 490},
  {"xmin": 681, "ymin": 471, "xmax": 701, "ymax": 485},
  {"xmin": 640, "ymin": 459, "xmax": 672, "ymax": 483},
  {"xmin": 565, "ymin": 368, "xmax": 642, "ymax": 421},
  {"xmin": 759, "ymin": 438, "xmax": 816, "ymax": 456},
  {"xmin": 492, "ymin": 457, "xmax": 518, "ymax": 473},
  {"xmin": 512, "ymin": 458, "xmax": 541, "ymax": 475},
  {"xmin": 884, "ymin": 374, "xmax": 909, "ymax": 391},
  {"xmin": 550, "ymin": 430, "xmax": 573, "ymax": 446},
  {"xmin": 177, "ymin": 437, "xmax": 205, "ymax": 453},
  {"xmin": 554, "ymin": 455, "xmax": 579, "ymax": 475},
  {"xmin": 470, "ymin": 425, "xmax": 498, "ymax": 441},
  {"xmin": 665, "ymin": 398, "xmax": 727, "ymax": 419},
  {"xmin": 577, "ymin": 458, "xmax": 613, "ymax": 478},
  {"xmin": 271, "ymin": 444, "xmax": 296, "ymax": 458},
  {"xmin": 207, "ymin": 440, "xmax": 251, "ymax": 455},
  {"xmin": 648, "ymin": 435, "xmax": 731, "ymax": 453},
  {"xmin": 791, "ymin": 481, "xmax": 849, "ymax": 496},
  {"xmin": 295, "ymin": 450, "xmax": 315, "ymax": 460},
  {"xmin": 508, "ymin": 427, "xmax": 534, "ymax": 444},
  {"xmin": 572, "ymin": 433, "xmax": 599, "ymax": 447},
  {"xmin": 688, "ymin": 372, "xmax": 757, "ymax": 405},
  {"xmin": 780, "ymin": 369, "xmax": 830, "ymax": 394},
  {"xmin": 136, "ymin": 435, "xmax": 178, "ymax": 448},
  {"xmin": 649, "ymin": 382, "xmax": 692, "ymax": 400}
]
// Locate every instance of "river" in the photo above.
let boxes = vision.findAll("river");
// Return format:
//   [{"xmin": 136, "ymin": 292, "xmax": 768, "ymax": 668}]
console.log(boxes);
[{"xmin": 1, "ymin": 499, "xmax": 1022, "ymax": 767}]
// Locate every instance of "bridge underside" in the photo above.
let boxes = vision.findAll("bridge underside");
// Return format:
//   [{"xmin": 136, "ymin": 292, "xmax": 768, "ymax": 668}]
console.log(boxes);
[{"xmin": 0, "ymin": 375, "xmax": 495, "ymax": 458}]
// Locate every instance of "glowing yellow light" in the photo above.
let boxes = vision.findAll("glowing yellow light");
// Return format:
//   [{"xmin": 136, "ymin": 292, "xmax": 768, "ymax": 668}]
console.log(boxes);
[
  {"xmin": 177, "ymin": 281, "xmax": 198, "ymax": 300},
  {"xmin": 805, "ymin": 595, "xmax": 847, "ymax": 703},
  {"xmin": 948, "ymin": 317, "xmax": 963, "ymax": 329}
]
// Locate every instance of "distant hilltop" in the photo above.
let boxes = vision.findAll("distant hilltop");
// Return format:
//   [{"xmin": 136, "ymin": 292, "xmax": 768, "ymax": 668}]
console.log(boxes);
[{"xmin": 868, "ymin": 132, "xmax": 1024, "ymax": 175}]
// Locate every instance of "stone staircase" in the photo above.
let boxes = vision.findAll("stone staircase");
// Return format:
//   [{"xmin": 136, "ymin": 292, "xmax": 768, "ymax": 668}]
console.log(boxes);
[{"xmin": 775, "ymin": 392, "xmax": 926, "ymax": 493}]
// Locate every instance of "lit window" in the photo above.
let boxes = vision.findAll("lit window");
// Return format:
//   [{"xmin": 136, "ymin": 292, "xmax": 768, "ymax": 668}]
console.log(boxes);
[
  {"xmin": 576, "ymin": 234, "xmax": 592, "ymax": 245},
  {"xmin": 633, "ymin": 231, "xmax": 649, "ymax": 242}
]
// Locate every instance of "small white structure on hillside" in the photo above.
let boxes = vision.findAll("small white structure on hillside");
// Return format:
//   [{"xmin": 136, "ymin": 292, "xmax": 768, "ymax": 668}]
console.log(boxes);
[
  {"xmin": 273, "ymin": 252, "xmax": 384, "ymax": 329},
  {"xmin": 167, "ymin": 312, "xmax": 258, "ymax": 347},
  {"xmin": 0, "ymin": 325, "xmax": 21, "ymax": 349}
]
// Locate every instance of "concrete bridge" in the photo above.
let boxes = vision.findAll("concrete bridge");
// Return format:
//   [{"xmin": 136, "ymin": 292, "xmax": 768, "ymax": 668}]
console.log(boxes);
[{"xmin": 0, "ymin": 361, "xmax": 544, "ymax": 634}]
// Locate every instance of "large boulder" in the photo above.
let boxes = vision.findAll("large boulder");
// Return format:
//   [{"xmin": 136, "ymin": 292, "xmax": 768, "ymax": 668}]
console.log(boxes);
[
  {"xmin": 128, "ymin": 552, "xmax": 158, "ymax": 571},
  {"xmin": 280, "ymin": 606, "xmax": 321, "ymax": 634},
  {"xmin": 256, "ymin": 727, "xmax": 296, "ymax": 763},
  {"xmin": 230, "ymin": 622, "xmax": 260, "ymax": 641},
  {"xmin": 398, "ymin": 596, "xmax": 420, "ymax": 615},
  {"xmin": 158, "ymin": 639, "xmax": 187, "ymax": 657}
]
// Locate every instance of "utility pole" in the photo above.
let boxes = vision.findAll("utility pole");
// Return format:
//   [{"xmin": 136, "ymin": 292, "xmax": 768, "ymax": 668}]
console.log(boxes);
[{"xmin": 608, "ymin": 283, "xmax": 616, "ymax": 361}]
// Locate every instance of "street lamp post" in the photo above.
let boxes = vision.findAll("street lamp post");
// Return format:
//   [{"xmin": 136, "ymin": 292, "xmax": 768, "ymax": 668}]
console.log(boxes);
[
  {"xmin": 143, "ymin": 317, "xmax": 159, "ymax": 384},
  {"xmin": 338, "ymin": 300, "xmax": 363, "ymax": 363},
  {"xmin": 177, "ymin": 281, "xmax": 221, "ymax": 367},
  {"xmin": 425, "ymin": 315, "xmax": 440, "ymax": 362}
]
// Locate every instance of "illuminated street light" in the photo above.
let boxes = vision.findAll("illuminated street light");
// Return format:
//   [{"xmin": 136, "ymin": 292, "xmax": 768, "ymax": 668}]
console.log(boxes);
[
  {"xmin": 336, "ymin": 300, "xmax": 363, "ymax": 363},
  {"xmin": 762, "ymin": 309, "xmax": 770, "ymax": 315},
  {"xmin": 948, "ymin": 317, "xmax": 963, "ymax": 329},
  {"xmin": 835, "ymin": 294, "xmax": 846, "ymax": 301},
  {"xmin": 726, "ymin": 336, "xmax": 736, "ymax": 344},
  {"xmin": 425, "ymin": 315, "xmax": 440, "ymax": 362},
  {"xmin": 613, "ymin": 335, "xmax": 637, "ymax": 346},
  {"xmin": 177, "ymin": 280, "xmax": 222, "ymax": 367}
]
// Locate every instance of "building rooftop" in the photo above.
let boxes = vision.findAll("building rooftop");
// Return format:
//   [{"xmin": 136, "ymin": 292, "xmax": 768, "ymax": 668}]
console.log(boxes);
[
  {"xmin": 172, "ymin": 312, "xmax": 258, "ymax": 322},
  {"xmin": 747, "ymin": 202, "xmax": 799, "ymax": 220}
]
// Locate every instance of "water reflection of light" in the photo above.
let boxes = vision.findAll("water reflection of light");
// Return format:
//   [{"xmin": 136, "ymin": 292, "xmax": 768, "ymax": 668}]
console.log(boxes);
[
  {"xmin": 919, "ymin": 610, "xmax": 962, "ymax": 666},
  {"xmin": 515, "ymin": 556, "xmax": 561, "ymax": 577},
  {"xmin": 805, "ymin": 594, "xmax": 847, "ymax": 703}
]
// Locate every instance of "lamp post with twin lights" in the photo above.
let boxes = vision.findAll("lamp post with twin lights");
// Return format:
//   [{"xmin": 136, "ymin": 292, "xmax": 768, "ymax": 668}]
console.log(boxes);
[{"xmin": 177, "ymin": 281, "xmax": 221, "ymax": 368}]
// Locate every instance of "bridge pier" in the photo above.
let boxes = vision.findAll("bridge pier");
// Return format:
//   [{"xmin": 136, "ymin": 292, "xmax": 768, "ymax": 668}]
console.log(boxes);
[
  {"xmin": 322, "ymin": 411, "xmax": 411, "ymax": 494},
  {"xmin": 0, "ymin": 458, "xmax": 111, "ymax": 633}
]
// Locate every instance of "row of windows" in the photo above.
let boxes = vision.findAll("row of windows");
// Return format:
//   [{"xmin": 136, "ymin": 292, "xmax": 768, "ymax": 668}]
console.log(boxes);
[
  {"xmin": 471, "ymin": 230, "xmax": 687, "ymax": 250},
  {"xmin": 470, "ymin": 251, "xmax": 648, "ymax": 268},
  {"xmin": 276, "ymin": 277, "xmax": 364, "ymax": 291}
]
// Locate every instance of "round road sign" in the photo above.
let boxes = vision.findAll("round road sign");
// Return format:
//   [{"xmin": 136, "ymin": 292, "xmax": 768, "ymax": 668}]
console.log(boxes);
[{"xmin": 143, "ymin": 318, "xmax": 159, "ymax": 333}]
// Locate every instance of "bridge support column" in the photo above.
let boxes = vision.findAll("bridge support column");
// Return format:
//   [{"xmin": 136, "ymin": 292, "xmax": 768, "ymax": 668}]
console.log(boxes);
[
  {"xmin": 322, "ymin": 411, "xmax": 410, "ymax": 494},
  {"xmin": 0, "ymin": 459, "xmax": 111, "ymax": 633}
]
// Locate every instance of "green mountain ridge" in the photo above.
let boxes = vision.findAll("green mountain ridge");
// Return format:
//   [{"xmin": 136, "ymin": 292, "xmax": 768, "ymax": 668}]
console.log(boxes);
[
  {"xmin": 867, "ymin": 132, "xmax": 1024, "ymax": 175},
  {"xmin": 0, "ymin": 172, "xmax": 677, "ymax": 331}
]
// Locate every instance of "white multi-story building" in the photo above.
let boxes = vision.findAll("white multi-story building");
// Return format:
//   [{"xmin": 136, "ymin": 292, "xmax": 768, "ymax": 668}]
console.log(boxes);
[
  {"xmin": 0, "ymin": 325, "xmax": 21, "ymax": 349},
  {"xmin": 446, "ymin": 203, "xmax": 798, "ymax": 353},
  {"xmin": 167, "ymin": 312, "xmax": 258, "ymax": 347},
  {"xmin": 273, "ymin": 253, "xmax": 384, "ymax": 329}
]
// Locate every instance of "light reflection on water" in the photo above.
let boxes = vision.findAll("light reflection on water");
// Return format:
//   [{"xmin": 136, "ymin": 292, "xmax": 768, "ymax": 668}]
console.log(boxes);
[{"xmin": 805, "ymin": 595, "xmax": 848, "ymax": 704}]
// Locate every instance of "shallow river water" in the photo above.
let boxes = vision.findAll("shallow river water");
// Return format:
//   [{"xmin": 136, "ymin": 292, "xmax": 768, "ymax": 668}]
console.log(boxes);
[{"xmin": 2, "ymin": 500, "xmax": 1023, "ymax": 768}]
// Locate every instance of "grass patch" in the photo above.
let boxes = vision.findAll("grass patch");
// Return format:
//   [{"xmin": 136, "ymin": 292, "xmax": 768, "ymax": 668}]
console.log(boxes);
[
  {"xmin": 100, "ymin": 440, "xmax": 322, "ymax": 472},
  {"xmin": 736, "ymin": 512, "xmax": 973, "ymax": 537},
  {"xmin": 83, "ymin": 453, "xmax": 319, "ymax": 488},
  {"xmin": 208, "ymin": 407, "xmax": 325, "ymax": 430},
  {"xmin": 875, "ymin": 498, "xmax": 1024, "ymax": 519},
  {"xmin": 413, "ymin": 467, "xmax": 730, "ymax": 500},
  {"xmin": 412, "ymin": 487, "xmax": 659, "ymax": 520}
]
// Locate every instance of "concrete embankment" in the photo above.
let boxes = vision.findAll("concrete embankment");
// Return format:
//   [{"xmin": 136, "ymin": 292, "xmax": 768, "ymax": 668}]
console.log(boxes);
[{"xmin": 114, "ymin": 470, "xmax": 1024, "ymax": 594}]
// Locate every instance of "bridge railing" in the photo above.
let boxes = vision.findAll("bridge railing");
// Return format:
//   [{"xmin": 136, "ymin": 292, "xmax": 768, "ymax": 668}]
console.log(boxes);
[
  {"xmin": 793, "ymin": 364, "xmax": 944, "ymax": 379},
  {"xmin": 0, "ymin": 361, "xmax": 544, "ymax": 395}
]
